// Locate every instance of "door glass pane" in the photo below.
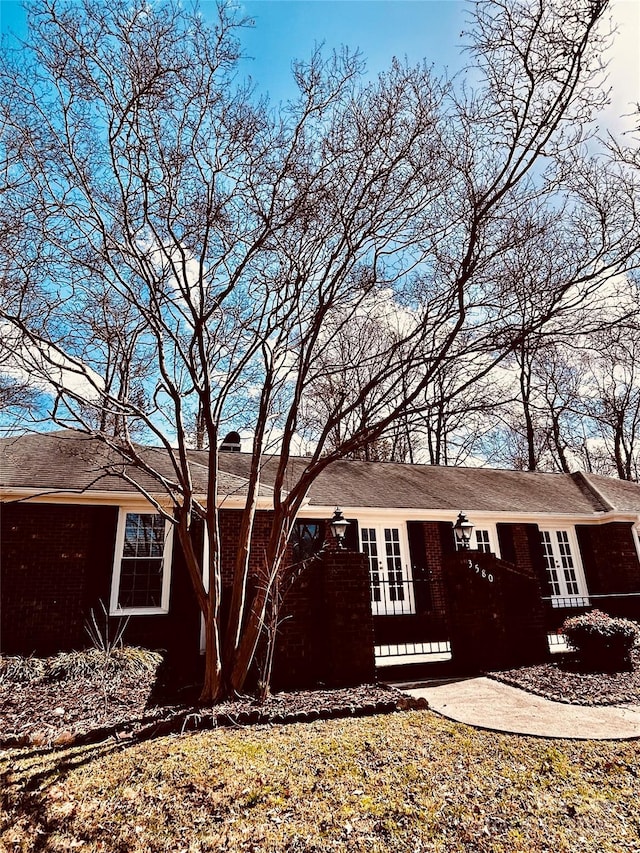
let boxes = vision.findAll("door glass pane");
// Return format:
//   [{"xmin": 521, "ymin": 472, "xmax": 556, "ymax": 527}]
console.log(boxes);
[
  {"xmin": 556, "ymin": 530, "xmax": 579, "ymax": 595},
  {"xmin": 384, "ymin": 528, "xmax": 405, "ymax": 601},
  {"xmin": 361, "ymin": 524, "xmax": 415, "ymax": 615},
  {"xmin": 540, "ymin": 530, "xmax": 561, "ymax": 595},
  {"xmin": 362, "ymin": 528, "xmax": 381, "ymax": 602}
]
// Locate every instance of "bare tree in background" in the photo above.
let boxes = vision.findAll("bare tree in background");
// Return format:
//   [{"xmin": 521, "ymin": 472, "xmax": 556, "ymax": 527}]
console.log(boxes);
[
  {"xmin": 1, "ymin": 0, "xmax": 638, "ymax": 701},
  {"xmin": 578, "ymin": 315, "xmax": 640, "ymax": 480},
  {"xmin": 475, "ymin": 274, "xmax": 640, "ymax": 478}
]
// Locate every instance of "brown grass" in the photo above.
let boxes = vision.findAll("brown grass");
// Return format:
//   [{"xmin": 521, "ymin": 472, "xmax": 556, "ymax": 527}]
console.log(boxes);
[{"xmin": 2, "ymin": 710, "xmax": 639, "ymax": 852}]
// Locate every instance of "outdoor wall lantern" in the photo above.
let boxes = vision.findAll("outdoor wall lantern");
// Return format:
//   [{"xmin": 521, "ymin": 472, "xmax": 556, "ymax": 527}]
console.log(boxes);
[
  {"xmin": 329, "ymin": 506, "xmax": 350, "ymax": 549},
  {"xmin": 453, "ymin": 511, "xmax": 474, "ymax": 549}
]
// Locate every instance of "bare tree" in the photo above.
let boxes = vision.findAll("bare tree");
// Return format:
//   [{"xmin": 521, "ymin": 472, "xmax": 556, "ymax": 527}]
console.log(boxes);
[
  {"xmin": 579, "ymin": 315, "xmax": 640, "ymax": 480},
  {"xmin": 475, "ymin": 274, "xmax": 640, "ymax": 478},
  {"xmin": 1, "ymin": 0, "xmax": 638, "ymax": 701}
]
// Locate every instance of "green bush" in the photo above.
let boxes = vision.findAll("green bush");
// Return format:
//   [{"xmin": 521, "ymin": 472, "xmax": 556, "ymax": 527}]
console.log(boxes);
[{"xmin": 562, "ymin": 610, "xmax": 639, "ymax": 670}]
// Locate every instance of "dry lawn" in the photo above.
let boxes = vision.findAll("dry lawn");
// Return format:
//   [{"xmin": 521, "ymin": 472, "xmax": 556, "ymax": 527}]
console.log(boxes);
[{"xmin": 1, "ymin": 709, "xmax": 638, "ymax": 853}]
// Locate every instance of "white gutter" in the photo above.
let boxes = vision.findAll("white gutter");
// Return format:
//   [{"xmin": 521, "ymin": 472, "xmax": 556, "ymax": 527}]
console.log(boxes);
[
  {"xmin": 0, "ymin": 487, "xmax": 276, "ymax": 511},
  {"xmin": 296, "ymin": 504, "xmax": 640, "ymax": 526}
]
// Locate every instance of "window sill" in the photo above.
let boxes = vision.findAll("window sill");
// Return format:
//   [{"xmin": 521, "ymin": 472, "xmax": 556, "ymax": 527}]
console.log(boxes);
[{"xmin": 109, "ymin": 606, "xmax": 170, "ymax": 617}]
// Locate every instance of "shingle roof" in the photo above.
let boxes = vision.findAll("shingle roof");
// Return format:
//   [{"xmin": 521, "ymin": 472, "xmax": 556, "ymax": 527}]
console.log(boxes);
[
  {"xmin": 580, "ymin": 472, "xmax": 640, "ymax": 514},
  {"xmin": 0, "ymin": 431, "xmax": 256, "ymax": 499},
  {"xmin": 2, "ymin": 431, "xmax": 639, "ymax": 517},
  {"xmin": 214, "ymin": 453, "xmax": 631, "ymax": 515},
  {"xmin": 306, "ymin": 459, "xmax": 606, "ymax": 513}
]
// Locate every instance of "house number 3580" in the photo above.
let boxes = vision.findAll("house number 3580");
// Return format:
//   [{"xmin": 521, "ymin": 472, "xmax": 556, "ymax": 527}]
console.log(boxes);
[{"xmin": 468, "ymin": 559, "xmax": 494, "ymax": 583}]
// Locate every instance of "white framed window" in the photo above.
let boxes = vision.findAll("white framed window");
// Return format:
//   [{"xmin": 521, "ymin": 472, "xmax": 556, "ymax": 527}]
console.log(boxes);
[
  {"xmin": 454, "ymin": 526, "xmax": 500, "ymax": 556},
  {"xmin": 110, "ymin": 510, "xmax": 173, "ymax": 615},
  {"xmin": 539, "ymin": 527, "xmax": 589, "ymax": 607},
  {"xmin": 360, "ymin": 523, "xmax": 415, "ymax": 616}
]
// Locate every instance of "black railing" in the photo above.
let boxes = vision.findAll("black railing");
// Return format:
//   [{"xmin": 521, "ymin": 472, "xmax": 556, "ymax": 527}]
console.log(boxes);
[
  {"xmin": 370, "ymin": 575, "xmax": 418, "ymax": 617},
  {"xmin": 375, "ymin": 640, "xmax": 451, "ymax": 660},
  {"xmin": 541, "ymin": 591, "xmax": 640, "ymax": 613}
]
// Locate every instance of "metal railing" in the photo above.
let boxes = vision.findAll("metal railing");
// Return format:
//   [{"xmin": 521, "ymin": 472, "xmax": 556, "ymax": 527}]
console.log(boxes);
[
  {"xmin": 375, "ymin": 640, "xmax": 451, "ymax": 660},
  {"xmin": 368, "ymin": 573, "xmax": 442, "ymax": 618},
  {"xmin": 541, "ymin": 591, "xmax": 640, "ymax": 610},
  {"xmin": 371, "ymin": 583, "xmax": 640, "ymax": 660}
]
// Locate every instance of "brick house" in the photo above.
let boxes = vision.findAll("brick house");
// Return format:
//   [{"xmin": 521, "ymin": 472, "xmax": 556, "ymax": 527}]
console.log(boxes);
[{"xmin": 2, "ymin": 431, "xmax": 640, "ymax": 686}]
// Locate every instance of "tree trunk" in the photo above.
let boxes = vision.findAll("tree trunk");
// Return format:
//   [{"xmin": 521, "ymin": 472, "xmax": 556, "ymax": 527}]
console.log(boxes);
[
  {"xmin": 230, "ymin": 522, "xmax": 288, "ymax": 694},
  {"xmin": 200, "ymin": 604, "xmax": 224, "ymax": 704}
]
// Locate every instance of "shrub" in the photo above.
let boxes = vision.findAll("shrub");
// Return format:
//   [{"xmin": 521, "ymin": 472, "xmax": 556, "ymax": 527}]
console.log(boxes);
[
  {"xmin": 0, "ymin": 647, "xmax": 163, "ymax": 683},
  {"xmin": 48, "ymin": 646, "xmax": 163, "ymax": 681},
  {"xmin": 562, "ymin": 610, "xmax": 639, "ymax": 670},
  {"xmin": 0, "ymin": 655, "xmax": 46, "ymax": 683}
]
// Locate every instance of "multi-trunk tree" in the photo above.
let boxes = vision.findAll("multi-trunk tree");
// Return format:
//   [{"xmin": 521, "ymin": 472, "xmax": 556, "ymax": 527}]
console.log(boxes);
[{"xmin": 1, "ymin": 0, "xmax": 638, "ymax": 701}]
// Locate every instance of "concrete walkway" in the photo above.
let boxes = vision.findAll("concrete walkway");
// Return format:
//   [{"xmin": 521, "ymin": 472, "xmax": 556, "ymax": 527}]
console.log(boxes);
[{"xmin": 400, "ymin": 676, "xmax": 640, "ymax": 740}]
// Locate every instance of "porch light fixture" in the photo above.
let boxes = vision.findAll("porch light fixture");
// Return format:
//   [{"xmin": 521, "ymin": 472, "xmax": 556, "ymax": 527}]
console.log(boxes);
[
  {"xmin": 453, "ymin": 512, "xmax": 474, "ymax": 550},
  {"xmin": 329, "ymin": 506, "xmax": 350, "ymax": 549}
]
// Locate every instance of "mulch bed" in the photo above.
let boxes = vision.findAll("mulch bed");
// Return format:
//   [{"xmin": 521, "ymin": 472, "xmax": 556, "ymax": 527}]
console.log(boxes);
[
  {"xmin": 489, "ymin": 647, "xmax": 640, "ymax": 706},
  {"xmin": 0, "ymin": 674, "xmax": 423, "ymax": 750},
  {"xmin": 5, "ymin": 648, "xmax": 640, "ymax": 750}
]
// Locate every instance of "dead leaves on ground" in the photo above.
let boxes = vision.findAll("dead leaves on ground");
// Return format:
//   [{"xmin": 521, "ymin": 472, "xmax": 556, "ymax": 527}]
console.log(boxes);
[{"xmin": 2, "ymin": 711, "xmax": 639, "ymax": 852}]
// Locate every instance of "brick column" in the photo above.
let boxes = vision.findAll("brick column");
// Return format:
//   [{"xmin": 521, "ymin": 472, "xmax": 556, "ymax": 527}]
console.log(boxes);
[
  {"xmin": 320, "ymin": 549, "xmax": 376, "ymax": 687},
  {"xmin": 271, "ymin": 548, "xmax": 376, "ymax": 690}
]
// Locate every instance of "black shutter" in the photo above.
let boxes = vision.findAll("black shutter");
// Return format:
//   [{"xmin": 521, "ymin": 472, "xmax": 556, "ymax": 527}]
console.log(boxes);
[
  {"xmin": 407, "ymin": 520, "xmax": 431, "ymax": 612},
  {"xmin": 575, "ymin": 525, "xmax": 598, "ymax": 593},
  {"xmin": 496, "ymin": 523, "xmax": 516, "ymax": 565},
  {"xmin": 525, "ymin": 523, "xmax": 552, "ymax": 596},
  {"xmin": 407, "ymin": 521, "xmax": 427, "ymax": 573},
  {"xmin": 438, "ymin": 520, "xmax": 457, "ymax": 556},
  {"xmin": 344, "ymin": 518, "xmax": 360, "ymax": 552}
]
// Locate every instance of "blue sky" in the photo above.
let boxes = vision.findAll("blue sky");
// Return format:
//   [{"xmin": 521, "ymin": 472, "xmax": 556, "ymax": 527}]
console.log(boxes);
[
  {"xmin": 238, "ymin": 1, "xmax": 468, "ymax": 101},
  {"xmin": 1, "ymin": 1, "xmax": 472, "ymax": 102},
  {"xmin": 1, "ymin": 0, "xmax": 637, "ymax": 128}
]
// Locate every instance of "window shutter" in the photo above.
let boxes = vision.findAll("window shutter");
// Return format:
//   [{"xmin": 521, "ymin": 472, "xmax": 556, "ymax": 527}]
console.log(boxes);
[
  {"xmin": 525, "ymin": 523, "xmax": 553, "ymax": 596},
  {"xmin": 407, "ymin": 520, "xmax": 431, "ymax": 613},
  {"xmin": 496, "ymin": 523, "xmax": 516, "ymax": 565},
  {"xmin": 406, "ymin": 521, "xmax": 427, "ymax": 574},
  {"xmin": 437, "ymin": 521, "xmax": 457, "ymax": 556},
  {"xmin": 344, "ymin": 518, "xmax": 360, "ymax": 552}
]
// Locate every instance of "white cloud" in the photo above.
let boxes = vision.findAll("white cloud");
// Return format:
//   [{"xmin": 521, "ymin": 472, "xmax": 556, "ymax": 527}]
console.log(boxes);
[
  {"xmin": 0, "ymin": 323, "xmax": 104, "ymax": 402},
  {"xmin": 602, "ymin": 0, "xmax": 640, "ymax": 136}
]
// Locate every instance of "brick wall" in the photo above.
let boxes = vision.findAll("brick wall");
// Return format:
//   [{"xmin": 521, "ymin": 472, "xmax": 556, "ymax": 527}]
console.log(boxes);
[
  {"xmin": 272, "ymin": 548, "xmax": 376, "ymax": 690},
  {"xmin": 218, "ymin": 509, "xmax": 274, "ymax": 586},
  {"xmin": 0, "ymin": 502, "xmax": 202, "ymax": 670},
  {"xmin": 420, "ymin": 521, "xmax": 451, "ymax": 619},
  {"xmin": 320, "ymin": 549, "xmax": 376, "ymax": 687},
  {"xmin": 576, "ymin": 521, "xmax": 640, "ymax": 620},
  {"xmin": 1, "ymin": 502, "xmax": 118, "ymax": 655},
  {"xmin": 443, "ymin": 550, "xmax": 548, "ymax": 671},
  {"xmin": 497, "ymin": 522, "xmax": 549, "ymax": 591},
  {"xmin": 2, "ymin": 501, "xmax": 376, "ymax": 691}
]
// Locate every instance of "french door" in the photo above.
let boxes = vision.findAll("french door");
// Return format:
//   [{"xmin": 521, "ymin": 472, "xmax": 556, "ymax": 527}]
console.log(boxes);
[
  {"xmin": 361, "ymin": 525, "xmax": 415, "ymax": 615},
  {"xmin": 539, "ymin": 528, "xmax": 589, "ymax": 606}
]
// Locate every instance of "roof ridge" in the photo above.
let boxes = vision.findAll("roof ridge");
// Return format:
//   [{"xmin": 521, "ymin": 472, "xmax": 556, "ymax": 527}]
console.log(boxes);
[{"xmin": 570, "ymin": 471, "xmax": 614, "ymax": 512}]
